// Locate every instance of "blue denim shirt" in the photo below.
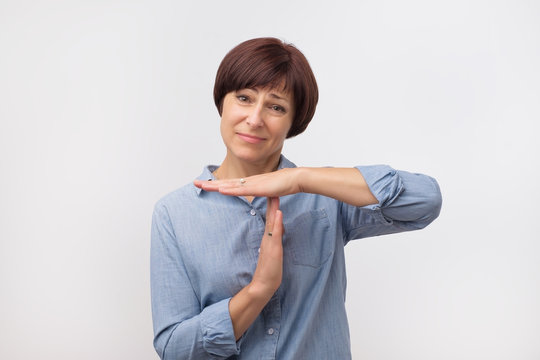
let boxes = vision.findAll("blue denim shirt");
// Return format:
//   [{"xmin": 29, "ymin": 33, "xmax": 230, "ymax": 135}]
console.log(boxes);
[{"xmin": 150, "ymin": 156, "xmax": 442, "ymax": 359}]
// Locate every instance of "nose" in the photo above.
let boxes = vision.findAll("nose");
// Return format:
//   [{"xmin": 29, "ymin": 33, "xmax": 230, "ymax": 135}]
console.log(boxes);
[{"xmin": 245, "ymin": 103, "xmax": 264, "ymax": 128}]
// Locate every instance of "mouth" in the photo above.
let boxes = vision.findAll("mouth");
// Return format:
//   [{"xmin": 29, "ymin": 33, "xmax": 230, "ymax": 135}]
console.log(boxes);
[{"xmin": 236, "ymin": 132, "xmax": 266, "ymax": 144}]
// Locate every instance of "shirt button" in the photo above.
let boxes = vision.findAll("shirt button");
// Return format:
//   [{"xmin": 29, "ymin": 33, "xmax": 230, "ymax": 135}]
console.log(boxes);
[
  {"xmin": 267, "ymin": 328, "xmax": 274, "ymax": 335},
  {"xmin": 250, "ymin": 209, "xmax": 256, "ymax": 216}
]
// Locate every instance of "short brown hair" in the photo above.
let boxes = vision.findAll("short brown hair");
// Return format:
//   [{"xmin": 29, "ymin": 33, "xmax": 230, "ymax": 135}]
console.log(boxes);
[{"xmin": 213, "ymin": 37, "xmax": 318, "ymax": 138}]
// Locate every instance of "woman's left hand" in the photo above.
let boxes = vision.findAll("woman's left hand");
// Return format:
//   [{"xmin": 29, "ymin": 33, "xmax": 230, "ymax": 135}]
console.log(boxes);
[{"xmin": 193, "ymin": 168, "xmax": 303, "ymax": 198}]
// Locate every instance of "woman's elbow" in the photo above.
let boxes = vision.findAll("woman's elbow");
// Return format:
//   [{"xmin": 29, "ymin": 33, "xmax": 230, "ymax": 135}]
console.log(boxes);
[{"xmin": 415, "ymin": 177, "xmax": 443, "ymax": 228}]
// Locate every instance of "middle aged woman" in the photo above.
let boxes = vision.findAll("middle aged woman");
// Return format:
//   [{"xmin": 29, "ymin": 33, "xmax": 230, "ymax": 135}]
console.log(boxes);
[{"xmin": 150, "ymin": 37, "xmax": 442, "ymax": 359}]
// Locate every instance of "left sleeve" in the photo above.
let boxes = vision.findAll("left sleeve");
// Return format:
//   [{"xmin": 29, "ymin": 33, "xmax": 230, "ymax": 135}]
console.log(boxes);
[{"xmin": 341, "ymin": 165, "xmax": 442, "ymax": 243}]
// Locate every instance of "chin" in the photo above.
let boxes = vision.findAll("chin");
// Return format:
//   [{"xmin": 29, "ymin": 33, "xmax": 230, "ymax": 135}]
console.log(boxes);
[{"xmin": 234, "ymin": 151, "xmax": 267, "ymax": 164}]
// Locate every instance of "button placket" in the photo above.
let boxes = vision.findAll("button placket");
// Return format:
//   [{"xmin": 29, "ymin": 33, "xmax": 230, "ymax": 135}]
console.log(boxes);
[
  {"xmin": 262, "ymin": 292, "xmax": 281, "ymax": 354},
  {"xmin": 247, "ymin": 206, "xmax": 264, "ymax": 257}
]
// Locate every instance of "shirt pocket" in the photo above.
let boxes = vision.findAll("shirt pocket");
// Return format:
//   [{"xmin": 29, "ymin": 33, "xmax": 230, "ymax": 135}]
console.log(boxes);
[{"xmin": 283, "ymin": 208, "xmax": 333, "ymax": 268}]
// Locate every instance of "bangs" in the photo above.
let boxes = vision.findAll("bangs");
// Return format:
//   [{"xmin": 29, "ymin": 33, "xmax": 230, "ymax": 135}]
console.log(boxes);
[{"xmin": 222, "ymin": 52, "xmax": 294, "ymax": 96}]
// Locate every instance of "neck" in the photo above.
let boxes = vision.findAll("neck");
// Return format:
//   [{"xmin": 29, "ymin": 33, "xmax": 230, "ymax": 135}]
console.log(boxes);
[{"xmin": 215, "ymin": 152, "xmax": 282, "ymax": 179}]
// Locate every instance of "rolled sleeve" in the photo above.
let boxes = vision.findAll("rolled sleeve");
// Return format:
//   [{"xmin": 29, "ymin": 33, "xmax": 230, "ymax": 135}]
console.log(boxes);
[
  {"xmin": 378, "ymin": 168, "xmax": 442, "ymax": 226},
  {"xmin": 200, "ymin": 298, "xmax": 240, "ymax": 357},
  {"xmin": 342, "ymin": 165, "xmax": 442, "ymax": 242},
  {"xmin": 356, "ymin": 165, "xmax": 404, "ymax": 211}
]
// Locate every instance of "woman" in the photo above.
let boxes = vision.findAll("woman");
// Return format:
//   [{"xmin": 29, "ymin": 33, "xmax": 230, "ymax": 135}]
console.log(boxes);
[{"xmin": 151, "ymin": 37, "xmax": 442, "ymax": 359}]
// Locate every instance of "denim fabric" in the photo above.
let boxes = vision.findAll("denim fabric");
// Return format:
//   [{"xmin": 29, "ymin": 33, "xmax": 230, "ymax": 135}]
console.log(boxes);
[{"xmin": 150, "ymin": 156, "xmax": 442, "ymax": 359}]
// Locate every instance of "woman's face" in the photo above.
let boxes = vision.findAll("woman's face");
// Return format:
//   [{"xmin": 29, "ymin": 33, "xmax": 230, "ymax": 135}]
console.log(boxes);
[{"xmin": 220, "ymin": 86, "xmax": 294, "ymax": 167}]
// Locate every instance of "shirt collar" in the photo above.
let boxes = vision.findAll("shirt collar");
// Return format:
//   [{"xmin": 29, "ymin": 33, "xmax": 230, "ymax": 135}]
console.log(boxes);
[{"xmin": 194, "ymin": 154, "xmax": 297, "ymax": 196}]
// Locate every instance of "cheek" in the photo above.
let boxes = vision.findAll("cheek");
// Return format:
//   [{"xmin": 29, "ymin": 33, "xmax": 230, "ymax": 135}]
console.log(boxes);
[
  {"xmin": 279, "ymin": 117, "xmax": 294, "ymax": 138},
  {"xmin": 219, "ymin": 112, "xmax": 231, "ymax": 140},
  {"xmin": 219, "ymin": 119, "xmax": 225, "ymax": 137},
  {"xmin": 268, "ymin": 123, "xmax": 292, "ymax": 147},
  {"xmin": 220, "ymin": 118, "xmax": 235, "ymax": 145},
  {"xmin": 221, "ymin": 106, "xmax": 243, "ymax": 127},
  {"xmin": 219, "ymin": 110, "xmax": 234, "ymax": 132}
]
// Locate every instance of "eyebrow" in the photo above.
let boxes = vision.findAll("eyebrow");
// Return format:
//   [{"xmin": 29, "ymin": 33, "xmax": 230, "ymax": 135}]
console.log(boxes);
[
  {"xmin": 245, "ymin": 88, "xmax": 289, "ymax": 102},
  {"xmin": 269, "ymin": 93, "xmax": 288, "ymax": 101}
]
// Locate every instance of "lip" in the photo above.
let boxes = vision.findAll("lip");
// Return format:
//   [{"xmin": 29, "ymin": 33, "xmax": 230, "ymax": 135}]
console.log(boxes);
[{"xmin": 237, "ymin": 132, "xmax": 266, "ymax": 144}]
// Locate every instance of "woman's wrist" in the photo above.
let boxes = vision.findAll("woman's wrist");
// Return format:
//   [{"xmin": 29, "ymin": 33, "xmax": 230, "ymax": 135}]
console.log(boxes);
[
  {"xmin": 246, "ymin": 281, "xmax": 276, "ymax": 304},
  {"xmin": 294, "ymin": 167, "xmax": 309, "ymax": 194}
]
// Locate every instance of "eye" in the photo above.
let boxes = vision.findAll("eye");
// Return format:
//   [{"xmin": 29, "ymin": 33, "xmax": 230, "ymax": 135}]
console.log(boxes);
[
  {"xmin": 271, "ymin": 105, "xmax": 286, "ymax": 113},
  {"xmin": 236, "ymin": 94, "xmax": 249, "ymax": 102}
]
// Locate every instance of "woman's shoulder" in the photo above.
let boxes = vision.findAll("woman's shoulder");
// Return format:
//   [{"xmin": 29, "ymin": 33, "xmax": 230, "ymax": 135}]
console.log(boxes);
[
  {"xmin": 153, "ymin": 181, "xmax": 201, "ymax": 216},
  {"xmin": 154, "ymin": 164, "xmax": 217, "ymax": 210}
]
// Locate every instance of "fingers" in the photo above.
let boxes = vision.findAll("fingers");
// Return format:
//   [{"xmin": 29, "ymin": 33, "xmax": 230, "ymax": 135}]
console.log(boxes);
[
  {"xmin": 218, "ymin": 183, "xmax": 250, "ymax": 196},
  {"xmin": 271, "ymin": 209, "xmax": 283, "ymax": 239},
  {"xmin": 193, "ymin": 179, "xmax": 249, "ymax": 194},
  {"xmin": 265, "ymin": 197, "xmax": 279, "ymax": 235},
  {"xmin": 193, "ymin": 179, "xmax": 219, "ymax": 191}
]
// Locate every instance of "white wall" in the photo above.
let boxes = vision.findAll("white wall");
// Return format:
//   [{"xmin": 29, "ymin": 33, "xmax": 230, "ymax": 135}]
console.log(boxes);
[{"xmin": 1, "ymin": 1, "xmax": 539, "ymax": 359}]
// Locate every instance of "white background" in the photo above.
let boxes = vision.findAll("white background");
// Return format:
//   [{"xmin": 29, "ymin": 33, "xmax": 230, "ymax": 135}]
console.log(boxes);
[{"xmin": 1, "ymin": 0, "xmax": 539, "ymax": 359}]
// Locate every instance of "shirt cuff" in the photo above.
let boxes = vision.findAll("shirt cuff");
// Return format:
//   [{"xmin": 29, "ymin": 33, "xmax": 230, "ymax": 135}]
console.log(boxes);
[
  {"xmin": 199, "ymin": 297, "xmax": 241, "ymax": 357},
  {"xmin": 355, "ymin": 165, "xmax": 404, "ymax": 211}
]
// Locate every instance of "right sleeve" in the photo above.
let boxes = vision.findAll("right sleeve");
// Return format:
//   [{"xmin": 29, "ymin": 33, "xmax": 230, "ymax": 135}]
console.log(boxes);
[{"xmin": 150, "ymin": 203, "xmax": 241, "ymax": 359}]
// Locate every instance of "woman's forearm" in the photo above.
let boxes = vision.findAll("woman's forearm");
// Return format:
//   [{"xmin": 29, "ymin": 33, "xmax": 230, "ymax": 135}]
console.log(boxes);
[
  {"xmin": 229, "ymin": 283, "xmax": 273, "ymax": 340},
  {"xmin": 297, "ymin": 167, "xmax": 378, "ymax": 207}
]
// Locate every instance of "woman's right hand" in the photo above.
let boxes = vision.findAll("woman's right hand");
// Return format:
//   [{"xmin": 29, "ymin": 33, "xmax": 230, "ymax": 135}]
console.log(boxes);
[{"xmin": 249, "ymin": 197, "xmax": 284, "ymax": 298}]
